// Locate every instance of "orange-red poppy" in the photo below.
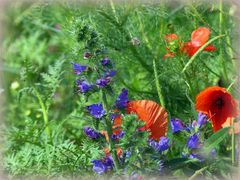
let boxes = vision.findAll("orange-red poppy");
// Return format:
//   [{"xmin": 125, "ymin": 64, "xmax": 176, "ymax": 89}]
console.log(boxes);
[
  {"xmin": 127, "ymin": 100, "xmax": 168, "ymax": 140},
  {"xmin": 163, "ymin": 27, "xmax": 216, "ymax": 58},
  {"xmin": 182, "ymin": 27, "xmax": 216, "ymax": 57},
  {"xmin": 196, "ymin": 86, "xmax": 238, "ymax": 132},
  {"xmin": 102, "ymin": 100, "xmax": 168, "ymax": 158}
]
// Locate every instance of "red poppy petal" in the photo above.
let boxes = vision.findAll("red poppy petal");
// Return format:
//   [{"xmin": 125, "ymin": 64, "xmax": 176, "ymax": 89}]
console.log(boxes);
[
  {"xmin": 182, "ymin": 42, "xmax": 199, "ymax": 57},
  {"xmin": 127, "ymin": 100, "xmax": 168, "ymax": 140},
  {"xmin": 204, "ymin": 44, "xmax": 216, "ymax": 51},
  {"xmin": 196, "ymin": 86, "xmax": 239, "ymax": 132},
  {"xmin": 191, "ymin": 27, "xmax": 210, "ymax": 47}
]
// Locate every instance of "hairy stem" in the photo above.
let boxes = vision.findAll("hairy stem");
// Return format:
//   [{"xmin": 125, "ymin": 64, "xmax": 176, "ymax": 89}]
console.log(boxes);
[{"xmin": 100, "ymin": 89, "xmax": 121, "ymax": 171}]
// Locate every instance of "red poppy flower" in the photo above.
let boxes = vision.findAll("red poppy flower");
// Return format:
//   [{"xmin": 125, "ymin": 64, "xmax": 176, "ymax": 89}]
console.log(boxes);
[
  {"xmin": 105, "ymin": 100, "xmax": 168, "ymax": 141},
  {"xmin": 127, "ymin": 100, "xmax": 168, "ymax": 140},
  {"xmin": 182, "ymin": 27, "xmax": 216, "ymax": 57},
  {"xmin": 196, "ymin": 86, "xmax": 238, "ymax": 132}
]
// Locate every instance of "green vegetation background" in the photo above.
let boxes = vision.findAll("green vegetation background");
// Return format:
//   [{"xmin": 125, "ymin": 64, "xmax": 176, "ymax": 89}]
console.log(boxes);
[{"xmin": 0, "ymin": 1, "xmax": 238, "ymax": 178}]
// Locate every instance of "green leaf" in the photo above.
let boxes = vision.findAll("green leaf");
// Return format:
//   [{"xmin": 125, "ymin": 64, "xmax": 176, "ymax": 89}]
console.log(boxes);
[{"xmin": 203, "ymin": 127, "xmax": 231, "ymax": 153}]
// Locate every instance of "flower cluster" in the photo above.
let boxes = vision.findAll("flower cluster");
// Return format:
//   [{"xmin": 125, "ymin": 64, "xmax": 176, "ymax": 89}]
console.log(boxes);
[
  {"xmin": 72, "ymin": 57, "xmax": 116, "ymax": 94},
  {"xmin": 83, "ymin": 127, "xmax": 102, "ymax": 139},
  {"xmin": 163, "ymin": 27, "xmax": 216, "ymax": 58},
  {"xmin": 148, "ymin": 136, "xmax": 170, "ymax": 153},
  {"xmin": 92, "ymin": 156, "xmax": 114, "ymax": 174},
  {"xmin": 72, "ymin": 24, "xmax": 239, "ymax": 176},
  {"xmin": 86, "ymin": 103, "xmax": 105, "ymax": 119}
]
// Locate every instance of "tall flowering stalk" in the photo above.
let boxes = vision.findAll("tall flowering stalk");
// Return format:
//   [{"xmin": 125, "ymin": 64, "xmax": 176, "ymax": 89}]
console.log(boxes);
[
  {"xmin": 100, "ymin": 89, "xmax": 121, "ymax": 170},
  {"xmin": 71, "ymin": 23, "xmax": 124, "ymax": 172}
]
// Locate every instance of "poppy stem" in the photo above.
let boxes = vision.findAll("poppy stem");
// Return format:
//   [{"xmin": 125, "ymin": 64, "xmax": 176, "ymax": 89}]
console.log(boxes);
[
  {"xmin": 100, "ymin": 89, "xmax": 121, "ymax": 171},
  {"xmin": 153, "ymin": 58, "xmax": 165, "ymax": 108},
  {"xmin": 219, "ymin": 0, "xmax": 228, "ymax": 83},
  {"xmin": 181, "ymin": 34, "xmax": 225, "ymax": 74},
  {"xmin": 180, "ymin": 57, "xmax": 194, "ymax": 98}
]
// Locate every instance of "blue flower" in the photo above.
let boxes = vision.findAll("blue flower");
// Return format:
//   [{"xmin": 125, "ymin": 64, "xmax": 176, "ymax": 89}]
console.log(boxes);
[
  {"xmin": 91, "ymin": 156, "xmax": 114, "ymax": 174},
  {"xmin": 111, "ymin": 131, "xmax": 125, "ymax": 140},
  {"xmin": 115, "ymin": 88, "xmax": 129, "ymax": 109},
  {"xmin": 189, "ymin": 153, "xmax": 204, "ymax": 162},
  {"xmin": 72, "ymin": 63, "xmax": 87, "ymax": 75},
  {"xmin": 187, "ymin": 134, "xmax": 201, "ymax": 149},
  {"xmin": 104, "ymin": 70, "xmax": 116, "ymax": 77},
  {"xmin": 86, "ymin": 103, "xmax": 105, "ymax": 119},
  {"xmin": 125, "ymin": 151, "xmax": 131, "ymax": 158},
  {"xmin": 158, "ymin": 137, "xmax": 170, "ymax": 152},
  {"xmin": 197, "ymin": 113, "xmax": 208, "ymax": 128},
  {"xmin": 101, "ymin": 57, "xmax": 110, "ymax": 66},
  {"xmin": 92, "ymin": 160, "xmax": 107, "ymax": 174},
  {"xmin": 76, "ymin": 80, "xmax": 92, "ymax": 93},
  {"xmin": 96, "ymin": 77, "xmax": 111, "ymax": 88},
  {"xmin": 83, "ymin": 127, "xmax": 101, "ymax": 139},
  {"xmin": 110, "ymin": 113, "xmax": 119, "ymax": 121},
  {"xmin": 170, "ymin": 118, "xmax": 185, "ymax": 133},
  {"xmin": 102, "ymin": 156, "xmax": 114, "ymax": 170},
  {"xmin": 148, "ymin": 137, "xmax": 170, "ymax": 153}
]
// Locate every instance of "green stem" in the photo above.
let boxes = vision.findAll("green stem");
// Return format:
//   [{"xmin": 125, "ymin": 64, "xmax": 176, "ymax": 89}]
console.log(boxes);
[
  {"xmin": 180, "ymin": 57, "xmax": 194, "ymax": 98},
  {"xmin": 226, "ymin": 34, "xmax": 236, "ymax": 69},
  {"xmin": 181, "ymin": 34, "xmax": 226, "ymax": 73},
  {"xmin": 188, "ymin": 166, "xmax": 208, "ymax": 180},
  {"xmin": 153, "ymin": 58, "xmax": 165, "ymax": 108},
  {"xmin": 100, "ymin": 89, "xmax": 121, "ymax": 171},
  {"xmin": 219, "ymin": 0, "xmax": 228, "ymax": 83},
  {"xmin": 33, "ymin": 87, "xmax": 52, "ymax": 143}
]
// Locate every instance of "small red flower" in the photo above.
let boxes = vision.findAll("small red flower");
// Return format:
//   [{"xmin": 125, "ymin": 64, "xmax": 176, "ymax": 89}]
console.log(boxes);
[
  {"xmin": 196, "ymin": 86, "xmax": 238, "ymax": 132},
  {"xmin": 182, "ymin": 27, "xmax": 216, "ymax": 57},
  {"xmin": 164, "ymin": 33, "xmax": 179, "ymax": 42},
  {"xmin": 163, "ymin": 34, "xmax": 180, "ymax": 59},
  {"xmin": 163, "ymin": 27, "xmax": 216, "ymax": 58}
]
